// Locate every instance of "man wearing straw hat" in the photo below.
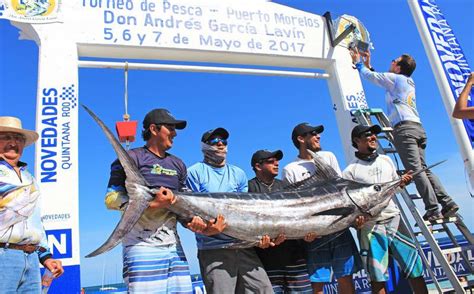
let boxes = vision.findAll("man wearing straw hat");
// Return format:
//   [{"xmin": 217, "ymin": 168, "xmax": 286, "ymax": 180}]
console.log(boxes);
[{"xmin": 0, "ymin": 116, "xmax": 64, "ymax": 292}]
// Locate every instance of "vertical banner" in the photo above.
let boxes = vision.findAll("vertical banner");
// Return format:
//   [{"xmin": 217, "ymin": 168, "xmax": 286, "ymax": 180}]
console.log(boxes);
[
  {"xmin": 408, "ymin": 0, "xmax": 474, "ymax": 186},
  {"xmin": 33, "ymin": 33, "xmax": 81, "ymax": 292}
]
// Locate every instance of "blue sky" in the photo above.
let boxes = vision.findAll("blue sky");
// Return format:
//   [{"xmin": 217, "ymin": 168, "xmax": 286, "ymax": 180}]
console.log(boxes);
[{"xmin": 1, "ymin": 0, "xmax": 473, "ymax": 287}]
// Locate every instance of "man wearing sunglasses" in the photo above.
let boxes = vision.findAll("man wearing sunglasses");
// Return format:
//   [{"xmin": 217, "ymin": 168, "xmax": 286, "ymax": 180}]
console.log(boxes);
[
  {"xmin": 282, "ymin": 122, "xmax": 362, "ymax": 294},
  {"xmin": 187, "ymin": 128, "xmax": 273, "ymax": 294},
  {"xmin": 350, "ymin": 48, "xmax": 458, "ymax": 222},
  {"xmin": 343, "ymin": 124, "xmax": 428, "ymax": 294},
  {"xmin": 249, "ymin": 149, "xmax": 313, "ymax": 294},
  {"xmin": 105, "ymin": 108, "xmax": 194, "ymax": 293},
  {"xmin": 0, "ymin": 116, "xmax": 64, "ymax": 292}
]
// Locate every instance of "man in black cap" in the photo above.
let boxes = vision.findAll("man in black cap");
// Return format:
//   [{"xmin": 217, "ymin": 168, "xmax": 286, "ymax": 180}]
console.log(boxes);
[
  {"xmin": 187, "ymin": 128, "xmax": 273, "ymax": 294},
  {"xmin": 105, "ymin": 108, "xmax": 194, "ymax": 293},
  {"xmin": 342, "ymin": 124, "xmax": 427, "ymax": 294},
  {"xmin": 282, "ymin": 122, "xmax": 361, "ymax": 294},
  {"xmin": 249, "ymin": 149, "xmax": 313, "ymax": 294},
  {"xmin": 248, "ymin": 149, "xmax": 284, "ymax": 193}
]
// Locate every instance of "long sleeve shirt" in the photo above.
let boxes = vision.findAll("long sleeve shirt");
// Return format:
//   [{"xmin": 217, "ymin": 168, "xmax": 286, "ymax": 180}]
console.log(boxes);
[
  {"xmin": 356, "ymin": 62, "xmax": 421, "ymax": 126},
  {"xmin": 0, "ymin": 159, "xmax": 52, "ymax": 263}
]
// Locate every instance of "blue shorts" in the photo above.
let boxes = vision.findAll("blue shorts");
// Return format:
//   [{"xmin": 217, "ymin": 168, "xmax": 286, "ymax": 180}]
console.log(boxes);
[{"xmin": 306, "ymin": 229, "xmax": 362, "ymax": 283}]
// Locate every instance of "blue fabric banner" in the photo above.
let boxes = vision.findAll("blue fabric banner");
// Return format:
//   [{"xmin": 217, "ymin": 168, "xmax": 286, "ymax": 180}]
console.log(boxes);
[{"xmin": 417, "ymin": 0, "xmax": 474, "ymax": 145}]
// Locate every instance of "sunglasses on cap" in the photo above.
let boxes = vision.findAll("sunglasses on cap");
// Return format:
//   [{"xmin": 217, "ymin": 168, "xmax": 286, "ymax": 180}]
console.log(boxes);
[
  {"xmin": 207, "ymin": 137, "xmax": 228, "ymax": 146},
  {"xmin": 0, "ymin": 133, "xmax": 26, "ymax": 143}
]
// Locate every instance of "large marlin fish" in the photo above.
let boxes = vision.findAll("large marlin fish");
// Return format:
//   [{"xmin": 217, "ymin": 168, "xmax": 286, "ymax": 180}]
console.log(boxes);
[{"xmin": 83, "ymin": 105, "xmax": 442, "ymax": 257}]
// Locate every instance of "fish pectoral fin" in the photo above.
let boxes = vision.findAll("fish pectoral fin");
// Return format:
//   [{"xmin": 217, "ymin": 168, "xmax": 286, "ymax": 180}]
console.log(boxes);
[
  {"xmin": 312, "ymin": 207, "xmax": 354, "ymax": 217},
  {"xmin": 85, "ymin": 197, "xmax": 150, "ymax": 258}
]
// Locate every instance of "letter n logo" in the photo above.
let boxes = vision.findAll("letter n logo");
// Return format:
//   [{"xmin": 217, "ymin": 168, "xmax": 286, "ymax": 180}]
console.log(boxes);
[{"xmin": 46, "ymin": 229, "xmax": 72, "ymax": 259}]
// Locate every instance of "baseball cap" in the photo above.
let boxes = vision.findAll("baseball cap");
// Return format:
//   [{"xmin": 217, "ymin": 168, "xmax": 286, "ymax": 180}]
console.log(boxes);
[
  {"xmin": 351, "ymin": 124, "xmax": 382, "ymax": 148},
  {"xmin": 291, "ymin": 123, "xmax": 324, "ymax": 148},
  {"xmin": 251, "ymin": 149, "xmax": 283, "ymax": 167},
  {"xmin": 201, "ymin": 127, "xmax": 229, "ymax": 143},
  {"xmin": 143, "ymin": 109, "xmax": 187, "ymax": 130}
]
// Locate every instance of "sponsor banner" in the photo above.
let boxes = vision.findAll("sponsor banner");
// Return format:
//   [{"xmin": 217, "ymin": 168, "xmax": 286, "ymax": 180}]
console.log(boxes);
[
  {"xmin": 416, "ymin": 0, "xmax": 474, "ymax": 145},
  {"xmin": 421, "ymin": 238, "xmax": 473, "ymax": 283},
  {"xmin": 0, "ymin": 0, "xmax": 62, "ymax": 23},
  {"xmin": 38, "ymin": 82, "xmax": 80, "ymax": 268}
]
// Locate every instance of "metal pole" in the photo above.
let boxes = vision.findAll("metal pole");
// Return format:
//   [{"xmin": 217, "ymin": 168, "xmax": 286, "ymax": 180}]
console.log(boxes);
[{"xmin": 78, "ymin": 60, "xmax": 330, "ymax": 79}]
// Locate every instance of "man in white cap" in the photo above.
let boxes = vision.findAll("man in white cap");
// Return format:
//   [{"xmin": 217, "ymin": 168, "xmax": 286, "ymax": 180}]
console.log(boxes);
[{"xmin": 0, "ymin": 116, "xmax": 64, "ymax": 292}]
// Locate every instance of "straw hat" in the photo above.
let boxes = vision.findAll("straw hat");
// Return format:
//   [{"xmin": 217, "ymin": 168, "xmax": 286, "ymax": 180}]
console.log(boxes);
[{"xmin": 0, "ymin": 116, "xmax": 39, "ymax": 146}]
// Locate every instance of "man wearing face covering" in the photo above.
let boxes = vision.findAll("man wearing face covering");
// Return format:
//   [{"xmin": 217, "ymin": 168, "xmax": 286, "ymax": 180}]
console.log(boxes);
[{"xmin": 187, "ymin": 128, "xmax": 273, "ymax": 294}]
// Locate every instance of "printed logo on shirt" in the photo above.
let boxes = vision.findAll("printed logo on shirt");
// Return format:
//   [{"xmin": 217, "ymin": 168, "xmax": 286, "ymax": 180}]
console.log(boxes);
[
  {"xmin": 368, "ymin": 167, "xmax": 382, "ymax": 178},
  {"xmin": 0, "ymin": 169, "xmax": 7, "ymax": 177},
  {"xmin": 151, "ymin": 164, "xmax": 178, "ymax": 176},
  {"xmin": 406, "ymin": 92, "xmax": 416, "ymax": 108}
]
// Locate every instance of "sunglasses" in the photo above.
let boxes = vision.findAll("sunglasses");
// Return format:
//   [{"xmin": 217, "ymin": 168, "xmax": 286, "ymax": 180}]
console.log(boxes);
[
  {"xmin": 0, "ymin": 133, "xmax": 26, "ymax": 143},
  {"xmin": 304, "ymin": 130, "xmax": 320, "ymax": 137},
  {"xmin": 360, "ymin": 131, "xmax": 375, "ymax": 138},
  {"xmin": 207, "ymin": 138, "xmax": 227, "ymax": 146},
  {"xmin": 260, "ymin": 158, "xmax": 278, "ymax": 164}
]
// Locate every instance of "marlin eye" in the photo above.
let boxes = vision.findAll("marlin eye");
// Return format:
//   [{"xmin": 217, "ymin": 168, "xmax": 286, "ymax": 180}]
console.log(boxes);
[{"xmin": 374, "ymin": 185, "xmax": 381, "ymax": 192}]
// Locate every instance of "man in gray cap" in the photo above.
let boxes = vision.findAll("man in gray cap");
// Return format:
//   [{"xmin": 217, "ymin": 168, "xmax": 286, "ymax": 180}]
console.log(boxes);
[
  {"xmin": 187, "ymin": 127, "xmax": 273, "ymax": 294},
  {"xmin": 105, "ymin": 108, "xmax": 195, "ymax": 293},
  {"xmin": 0, "ymin": 116, "xmax": 64, "ymax": 292}
]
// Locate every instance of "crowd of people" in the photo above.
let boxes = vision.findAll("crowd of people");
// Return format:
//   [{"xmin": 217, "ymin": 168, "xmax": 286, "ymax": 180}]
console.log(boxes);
[{"xmin": 0, "ymin": 48, "xmax": 471, "ymax": 293}]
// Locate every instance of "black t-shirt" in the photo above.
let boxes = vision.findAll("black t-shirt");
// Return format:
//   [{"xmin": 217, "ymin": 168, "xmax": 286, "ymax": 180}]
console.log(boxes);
[{"xmin": 248, "ymin": 177, "xmax": 306, "ymax": 270}]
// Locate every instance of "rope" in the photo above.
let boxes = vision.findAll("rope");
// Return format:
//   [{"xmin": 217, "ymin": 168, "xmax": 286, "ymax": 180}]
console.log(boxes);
[
  {"xmin": 124, "ymin": 62, "xmax": 130, "ymax": 150},
  {"xmin": 123, "ymin": 61, "xmax": 129, "ymax": 122}
]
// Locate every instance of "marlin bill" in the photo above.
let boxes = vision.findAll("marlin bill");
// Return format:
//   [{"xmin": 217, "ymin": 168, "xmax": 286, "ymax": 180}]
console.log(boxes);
[{"xmin": 82, "ymin": 105, "xmax": 442, "ymax": 257}]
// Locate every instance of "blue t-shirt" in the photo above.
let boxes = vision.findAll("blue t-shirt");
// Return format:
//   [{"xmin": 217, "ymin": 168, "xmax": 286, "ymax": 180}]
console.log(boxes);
[{"xmin": 186, "ymin": 162, "xmax": 248, "ymax": 250}]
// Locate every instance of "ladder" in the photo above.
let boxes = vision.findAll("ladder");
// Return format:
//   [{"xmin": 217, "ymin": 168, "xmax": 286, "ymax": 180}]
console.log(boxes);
[{"xmin": 353, "ymin": 108, "xmax": 474, "ymax": 294}]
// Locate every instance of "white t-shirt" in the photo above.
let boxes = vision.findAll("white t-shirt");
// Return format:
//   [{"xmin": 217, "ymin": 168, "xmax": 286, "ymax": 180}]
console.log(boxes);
[
  {"xmin": 342, "ymin": 154, "xmax": 400, "ymax": 222},
  {"xmin": 282, "ymin": 151, "xmax": 342, "ymax": 184}
]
